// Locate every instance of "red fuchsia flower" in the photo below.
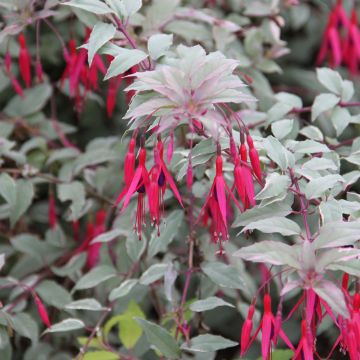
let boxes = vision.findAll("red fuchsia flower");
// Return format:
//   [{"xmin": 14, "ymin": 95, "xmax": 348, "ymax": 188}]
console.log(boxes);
[
  {"xmin": 343, "ymin": 8, "xmax": 360, "ymax": 74},
  {"xmin": 4, "ymin": 52, "xmax": 24, "ymax": 97},
  {"xmin": 199, "ymin": 150, "xmax": 242, "ymax": 249},
  {"xmin": 316, "ymin": 0, "xmax": 348, "ymax": 68},
  {"xmin": 246, "ymin": 294, "xmax": 294, "ymax": 360},
  {"xmin": 246, "ymin": 133, "xmax": 262, "ymax": 184},
  {"xmin": 292, "ymin": 320, "xmax": 314, "ymax": 360},
  {"xmin": 114, "ymin": 144, "xmax": 150, "ymax": 239},
  {"xmin": 106, "ymin": 75, "xmax": 122, "ymax": 118},
  {"xmin": 18, "ymin": 34, "xmax": 32, "ymax": 88},
  {"xmin": 86, "ymin": 209, "xmax": 106, "ymax": 269},
  {"xmin": 240, "ymin": 303, "xmax": 255, "ymax": 356},
  {"xmin": 124, "ymin": 137, "xmax": 136, "ymax": 187},
  {"xmin": 186, "ymin": 157, "xmax": 193, "ymax": 192},
  {"xmin": 148, "ymin": 138, "xmax": 183, "ymax": 233},
  {"xmin": 34, "ymin": 294, "xmax": 51, "ymax": 328},
  {"xmin": 48, "ymin": 191, "xmax": 57, "ymax": 230},
  {"xmin": 234, "ymin": 141, "xmax": 256, "ymax": 210}
]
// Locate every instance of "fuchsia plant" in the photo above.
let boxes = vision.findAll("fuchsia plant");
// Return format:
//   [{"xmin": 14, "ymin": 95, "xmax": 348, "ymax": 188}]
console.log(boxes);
[{"xmin": 1, "ymin": 1, "xmax": 360, "ymax": 359}]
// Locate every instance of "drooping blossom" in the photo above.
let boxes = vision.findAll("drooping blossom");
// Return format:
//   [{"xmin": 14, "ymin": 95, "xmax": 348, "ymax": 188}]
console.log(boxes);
[
  {"xmin": 246, "ymin": 133, "xmax": 262, "ymax": 184},
  {"xmin": 3, "ymin": 52, "xmax": 24, "ymax": 97},
  {"xmin": 34, "ymin": 294, "xmax": 51, "ymax": 328},
  {"xmin": 18, "ymin": 34, "xmax": 32, "ymax": 87},
  {"xmin": 199, "ymin": 150, "xmax": 242, "ymax": 249},
  {"xmin": 316, "ymin": 0, "xmax": 348, "ymax": 68},
  {"xmin": 240, "ymin": 303, "xmax": 255, "ymax": 356},
  {"xmin": 234, "ymin": 140, "xmax": 256, "ymax": 210},
  {"xmin": 343, "ymin": 8, "xmax": 360, "ymax": 74},
  {"xmin": 244, "ymin": 294, "xmax": 294, "ymax": 360},
  {"xmin": 114, "ymin": 143, "xmax": 149, "ymax": 239},
  {"xmin": 292, "ymin": 320, "xmax": 314, "ymax": 360},
  {"xmin": 148, "ymin": 138, "xmax": 183, "ymax": 233}
]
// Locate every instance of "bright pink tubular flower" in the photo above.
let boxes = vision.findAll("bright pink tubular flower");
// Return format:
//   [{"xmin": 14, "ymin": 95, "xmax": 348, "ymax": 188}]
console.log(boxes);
[
  {"xmin": 114, "ymin": 146, "xmax": 150, "ymax": 239},
  {"xmin": 34, "ymin": 294, "xmax": 51, "ymax": 328},
  {"xmin": 246, "ymin": 134, "xmax": 262, "ymax": 184},
  {"xmin": 246, "ymin": 294, "xmax": 294, "ymax": 360},
  {"xmin": 86, "ymin": 209, "xmax": 106, "ymax": 268},
  {"xmin": 18, "ymin": 34, "xmax": 32, "ymax": 87},
  {"xmin": 148, "ymin": 139, "xmax": 183, "ymax": 233},
  {"xmin": 48, "ymin": 192, "xmax": 57, "ymax": 230},
  {"xmin": 106, "ymin": 75, "xmax": 122, "ymax": 118},
  {"xmin": 240, "ymin": 303, "xmax": 255, "ymax": 356},
  {"xmin": 199, "ymin": 153, "xmax": 242, "ymax": 247},
  {"xmin": 343, "ymin": 9, "xmax": 360, "ymax": 74},
  {"xmin": 124, "ymin": 137, "xmax": 136, "ymax": 186},
  {"xmin": 316, "ymin": 0, "xmax": 348, "ymax": 68},
  {"xmin": 234, "ymin": 143, "xmax": 255, "ymax": 209},
  {"xmin": 3, "ymin": 52, "xmax": 24, "ymax": 97},
  {"xmin": 292, "ymin": 320, "xmax": 314, "ymax": 360}
]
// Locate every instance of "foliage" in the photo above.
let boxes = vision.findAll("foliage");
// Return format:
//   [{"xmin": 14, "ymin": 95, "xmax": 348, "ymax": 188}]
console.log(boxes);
[{"xmin": 0, "ymin": 0, "xmax": 360, "ymax": 359}]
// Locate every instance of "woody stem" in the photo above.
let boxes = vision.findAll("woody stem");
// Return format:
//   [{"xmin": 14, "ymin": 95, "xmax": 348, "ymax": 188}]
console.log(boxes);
[{"xmin": 289, "ymin": 168, "xmax": 312, "ymax": 242}]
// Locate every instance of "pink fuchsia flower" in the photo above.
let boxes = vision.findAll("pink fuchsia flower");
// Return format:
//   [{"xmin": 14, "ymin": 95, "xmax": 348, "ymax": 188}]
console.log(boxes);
[
  {"xmin": 246, "ymin": 133, "xmax": 262, "ymax": 184},
  {"xmin": 34, "ymin": 294, "xmax": 51, "ymax": 328},
  {"xmin": 18, "ymin": 34, "xmax": 32, "ymax": 88},
  {"xmin": 148, "ymin": 138, "xmax": 183, "ymax": 233},
  {"xmin": 240, "ymin": 303, "xmax": 255, "ymax": 356},
  {"xmin": 114, "ymin": 144, "xmax": 150, "ymax": 239},
  {"xmin": 198, "ymin": 152, "xmax": 242, "ymax": 249},
  {"xmin": 343, "ymin": 8, "xmax": 360, "ymax": 74},
  {"xmin": 246, "ymin": 294, "xmax": 294, "ymax": 360},
  {"xmin": 4, "ymin": 52, "xmax": 24, "ymax": 97},
  {"xmin": 292, "ymin": 320, "xmax": 314, "ymax": 360},
  {"xmin": 316, "ymin": 0, "xmax": 348, "ymax": 68}
]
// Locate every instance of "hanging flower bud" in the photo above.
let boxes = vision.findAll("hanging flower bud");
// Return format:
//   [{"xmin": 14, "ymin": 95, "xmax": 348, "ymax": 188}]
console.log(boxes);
[
  {"xmin": 34, "ymin": 294, "xmax": 51, "ymax": 328},
  {"xmin": 240, "ymin": 304, "xmax": 255, "ymax": 356},
  {"xmin": 186, "ymin": 157, "xmax": 193, "ymax": 192},
  {"xmin": 247, "ymin": 133, "xmax": 262, "ymax": 184},
  {"xmin": 18, "ymin": 34, "xmax": 32, "ymax": 88},
  {"xmin": 124, "ymin": 137, "xmax": 136, "ymax": 187}
]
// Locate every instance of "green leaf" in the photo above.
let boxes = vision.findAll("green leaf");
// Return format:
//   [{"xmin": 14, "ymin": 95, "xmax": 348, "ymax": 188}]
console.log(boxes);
[
  {"xmin": 233, "ymin": 241, "xmax": 301, "ymax": 269},
  {"xmin": 126, "ymin": 232, "xmax": 146, "ymax": 262},
  {"xmin": 108, "ymin": 279, "xmax": 138, "ymax": 301},
  {"xmin": 91, "ymin": 229, "xmax": 122, "ymax": 244},
  {"xmin": 12, "ymin": 313, "xmax": 38, "ymax": 343},
  {"xmin": 104, "ymin": 48, "xmax": 148, "ymax": 80},
  {"xmin": 148, "ymin": 210, "xmax": 183, "ymax": 257},
  {"xmin": 118, "ymin": 301, "xmax": 145, "ymax": 349},
  {"xmin": 233, "ymin": 201, "xmax": 292, "ymax": 228},
  {"xmin": 63, "ymin": 0, "xmax": 114, "ymax": 14},
  {"xmin": 148, "ymin": 34, "xmax": 173, "ymax": 60},
  {"xmin": 73, "ymin": 266, "xmax": 116, "ymax": 291},
  {"xmin": 314, "ymin": 220, "xmax": 360, "ymax": 249},
  {"xmin": 135, "ymin": 318, "xmax": 180, "ymax": 359},
  {"xmin": 4, "ymin": 84, "xmax": 52, "ymax": 117},
  {"xmin": 181, "ymin": 334, "xmax": 238, "ymax": 353},
  {"xmin": 201, "ymin": 262, "xmax": 245, "ymax": 289},
  {"xmin": 313, "ymin": 280, "xmax": 349, "ymax": 318},
  {"xmin": 294, "ymin": 140, "xmax": 330, "ymax": 153},
  {"xmin": 87, "ymin": 22, "xmax": 116, "ymax": 65},
  {"xmin": 83, "ymin": 351, "xmax": 119, "ymax": 360},
  {"xmin": 120, "ymin": 0, "xmax": 142, "ymax": 17},
  {"xmin": 190, "ymin": 297, "xmax": 235, "ymax": 312},
  {"xmin": 304, "ymin": 174, "xmax": 343, "ymax": 199},
  {"xmin": 331, "ymin": 107, "xmax": 351, "ymax": 136},
  {"xmin": 51, "ymin": 253, "xmax": 87, "ymax": 277},
  {"xmin": 263, "ymin": 136, "xmax": 294, "ymax": 170},
  {"xmin": 271, "ymin": 119, "xmax": 294, "ymax": 139},
  {"xmin": 242, "ymin": 216, "xmax": 301, "ymax": 236},
  {"xmin": 45, "ymin": 318, "xmax": 85, "ymax": 333},
  {"xmin": 311, "ymin": 93, "xmax": 339, "ymax": 121},
  {"xmin": 65, "ymin": 298, "xmax": 105, "ymax": 311},
  {"xmin": 139, "ymin": 264, "xmax": 168, "ymax": 285},
  {"xmin": 57, "ymin": 181, "xmax": 86, "ymax": 221},
  {"xmin": 255, "ymin": 173, "xmax": 290, "ymax": 201},
  {"xmin": 316, "ymin": 68, "xmax": 343, "ymax": 95},
  {"xmin": 36, "ymin": 280, "xmax": 72, "ymax": 309}
]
